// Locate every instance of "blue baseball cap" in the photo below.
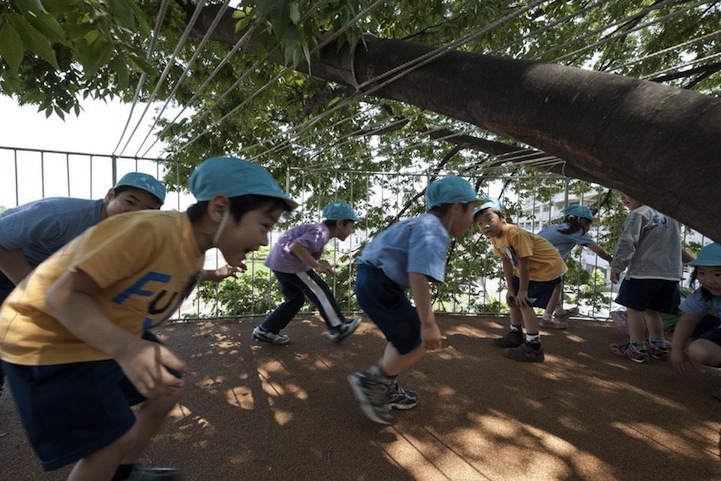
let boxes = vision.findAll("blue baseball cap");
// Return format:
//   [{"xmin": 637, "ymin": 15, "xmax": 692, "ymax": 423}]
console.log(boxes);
[
  {"xmin": 322, "ymin": 201, "xmax": 359, "ymax": 221},
  {"xmin": 425, "ymin": 176, "xmax": 483, "ymax": 209},
  {"xmin": 565, "ymin": 204, "xmax": 593, "ymax": 220},
  {"xmin": 474, "ymin": 197, "xmax": 504, "ymax": 215},
  {"xmin": 689, "ymin": 243, "xmax": 721, "ymax": 267},
  {"xmin": 188, "ymin": 156, "xmax": 298, "ymax": 209},
  {"xmin": 115, "ymin": 172, "xmax": 166, "ymax": 204}
]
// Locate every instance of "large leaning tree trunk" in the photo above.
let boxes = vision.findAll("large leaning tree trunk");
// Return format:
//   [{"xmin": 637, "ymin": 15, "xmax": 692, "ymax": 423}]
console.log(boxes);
[{"xmin": 194, "ymin": 6, "xmax": 721, "ymax": 242}]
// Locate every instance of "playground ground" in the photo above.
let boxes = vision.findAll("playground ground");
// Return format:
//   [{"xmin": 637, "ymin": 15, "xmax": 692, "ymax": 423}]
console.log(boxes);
[{"xmin": 1, "ymin": 314, "xmax": 720, "ymax": 481}]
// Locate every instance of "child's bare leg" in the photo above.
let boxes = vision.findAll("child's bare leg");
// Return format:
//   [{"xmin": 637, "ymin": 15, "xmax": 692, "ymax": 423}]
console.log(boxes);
[
  {"xmin": 626, "ymin": 308, "xmax": 647, "ymax": 345},
  {"xmin": 521, "ymin": 306, "xmax": 540, "ymax": 334},
  {"xmin": 689, "ymin": 339, "xmax": 721, "ymax": 366},
  {"xmin": 120, "ymin": 390, "xmax": 182, "ymax": 464},
  {"xmin": 509, "ymin": 304, "xmax": 524, "ymax": 329},
  {"xmin": 379, "ymin": 342, "xmax": 425, "ymax": 377},
  {"xmin": 543, "ymin": 284, "xmax": 563, "ymax": 318},
  {"xmin": 68, "ymin": 426, "xmax": 136, "ymax": 481},
  {"xmin": 644, "ymin": 309, "xmax": 664, "ymax": 339}
]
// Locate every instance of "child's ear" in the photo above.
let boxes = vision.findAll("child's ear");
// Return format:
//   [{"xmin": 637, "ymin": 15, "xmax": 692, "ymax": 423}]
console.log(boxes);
[{"xmin": 207, "ymin": 195, "xmax": 230, "ymax": 222}]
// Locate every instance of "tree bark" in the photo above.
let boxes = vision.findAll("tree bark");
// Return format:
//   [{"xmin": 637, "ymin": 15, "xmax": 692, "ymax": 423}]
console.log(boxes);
[{"xmin": 195, "ymin": 5, "xmax": 721, "ymax": 242}]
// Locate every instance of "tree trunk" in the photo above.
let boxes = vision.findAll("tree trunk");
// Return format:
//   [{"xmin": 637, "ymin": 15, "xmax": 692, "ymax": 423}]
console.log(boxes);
[{"xmin": 196, "ymin": 6, "xmax": 721, "ymax": 242}]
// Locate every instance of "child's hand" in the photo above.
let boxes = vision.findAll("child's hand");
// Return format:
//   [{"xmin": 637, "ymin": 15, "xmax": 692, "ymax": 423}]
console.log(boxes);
[
  {"xmin": 314, "ymin": 261, "xmax": 335, "ymax": 276},
  {"xmin": 116, "ymin": 339, "xmax": 187, "ymax": 399},
  {"xmin": 515, "ymin": 289, "xmax": 534, "ymax": 307},
  {"xmin": 421, "ymin": 321, "xmax": 442, "ymax": 351},
  {"xmin": 671, "ymin": 348, "xmax": 692, "ymax": 375}
]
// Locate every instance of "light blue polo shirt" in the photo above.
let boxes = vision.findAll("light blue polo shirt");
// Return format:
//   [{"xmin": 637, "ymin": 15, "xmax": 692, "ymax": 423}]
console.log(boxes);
[
  {"xmin": 356, "ymin": 213, "xmax": 449, "ymax": 289},
  {"xmin": 0, "ymin": 197, "xmax": 104, "ymax": 267},
  {"xmin": 680, "ymin": 288, "xmax": 721, "ymax": 319},
  {"xmin": 538, "ymin": 223, "xmax": 596, "ymax": 258}
]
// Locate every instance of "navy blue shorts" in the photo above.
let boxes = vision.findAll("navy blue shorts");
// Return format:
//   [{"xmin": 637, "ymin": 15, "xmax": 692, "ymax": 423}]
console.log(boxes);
[
  {"xmin": 1, "ymin": 331, "xmax": 172, "ymax": 471},
  {"xmin": 511, "ymin": 276, "xmax": 562, "ymax": 309},
  {"xmin": 615, "ymin": 278, "xmax": 680, "ymax": 314},
  {"xmin": 355, "ymin": 264, "xmax": 421, "ymax": 355}
]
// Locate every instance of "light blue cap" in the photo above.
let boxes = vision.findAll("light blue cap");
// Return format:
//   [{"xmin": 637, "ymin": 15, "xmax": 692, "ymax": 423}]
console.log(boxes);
[
  {"xmin": 474, "ymin": 197, "xmax": 504, "ymax": 215},
  {"xmin": 188, "ymin": 156, "xmax": 298, "ymax": 209},
  {"xmin": 689, "ymin": 243, "xmax": 721, "ymax": 267},
  {"xmin": 322, "ymin": 201, "xmax": 359, "ymax": 221},
  {"xmin": 425, "ymin": 176, "xmax": 483, "ymax": 209},
  {"xmin": 115, "ymin": 172, "xmax": 166, "ymax": 204},
  {"xmin": 565, "ymin": 204, "xmax": 593, "ymax": 220}
]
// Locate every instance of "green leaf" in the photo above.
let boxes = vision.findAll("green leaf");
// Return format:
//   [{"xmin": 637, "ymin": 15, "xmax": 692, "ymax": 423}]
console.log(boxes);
[
  {"xmin": 289, "ymin": 2, "xmax": 301, "ymax": 25},
  {"xmin": 108, "ymin": 0, "xmax": 135, "ymax": 30},
  {"xmin": 13, "ymin": 0, "xmax": 69, "ymax": 45},
  {"xmin": 9, "ymin": 13, "xmax": 59, "ymax": 69},
  {"xmin": 0, "ymin": 22, "xmax": 24, "ymax": 72}
]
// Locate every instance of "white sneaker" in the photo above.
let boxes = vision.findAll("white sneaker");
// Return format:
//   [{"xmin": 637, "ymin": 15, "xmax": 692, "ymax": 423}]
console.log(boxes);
[{"xmin": 328, "ymin": 316, "xmax": 362, "ymax": 343}]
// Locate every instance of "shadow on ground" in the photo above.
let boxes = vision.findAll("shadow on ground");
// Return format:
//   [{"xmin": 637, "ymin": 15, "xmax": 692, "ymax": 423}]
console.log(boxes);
[{"xmin": 1, "ymin": 314, "xmax": 720, "ymax": 480}]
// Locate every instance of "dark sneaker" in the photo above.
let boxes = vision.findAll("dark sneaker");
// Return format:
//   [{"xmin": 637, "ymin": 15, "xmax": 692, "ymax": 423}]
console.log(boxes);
[
  {"xmin": 610, "ymin": 342, "xmax": 649, "ymax": 364},
  {"xmin": 645, "ymin": 341, "xmax": 669, "ymax": 361},
  {"xmin": 386, "ymin": 379, "xmax": 418, "ymax": 410},
  {"xmin": 128, "ymin": 466, "xmax": 182, "ymax": 480},
  {"xmin": 491, "ymin": 329, "xmax": 524, "ymax": 348},
  {"xmin": 252, "ymin": 326, "xmax": 290, "ymax": 346},
  {"xmin": 504, "ymin": 342, "xmax": 545, "ymax": 362},
  {"xmin": 348, "ymin": 371, "xmax": 392, "ymax": 424},
  {"xmin": 328, "ymin": 316, "xmax": 362, "ymax": 343}
]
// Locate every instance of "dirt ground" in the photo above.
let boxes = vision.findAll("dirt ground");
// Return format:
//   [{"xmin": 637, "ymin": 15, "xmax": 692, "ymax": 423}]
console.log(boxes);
[{"xmin": 1, "ymin": 314, "xmax": 720, "ymax": 481}]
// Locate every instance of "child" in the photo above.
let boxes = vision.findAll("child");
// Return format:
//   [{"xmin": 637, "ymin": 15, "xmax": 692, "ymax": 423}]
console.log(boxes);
[
  {"xmin": 252, "ymin": 201, "xmax": 362, "ymax": 345},
  {"xmin": 609, "ymin": 192, "xmax": 693, "ymax": 364},
  {"xmin": 537, "ymin": 204, "xmax": 613, "ymax": 329},
  {"xmin": 0, "ymin": 172, "xmax": 166, "ymax": 400},
  {"xmin": 476, "ymin": 198, "xmax": 567, "ymax": 363},
  {"xmin": 671, "ymin": 243, "xmax": 721, "ymax": 395},
  {"xmin": 0, "ymin": 156, "xmax": 296, "ymax": 481},
  {"xmin": 348, "ymin": 176, "xmax": 482, "ymax": 424}
]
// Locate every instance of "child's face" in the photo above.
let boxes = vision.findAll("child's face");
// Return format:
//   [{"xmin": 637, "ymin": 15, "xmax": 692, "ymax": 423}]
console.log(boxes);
[
  {"xmin": 335, "ymin": 220, "xmax": 355, "ymax": 242},
  {"xmin": 106, "ymin": 188, "xmax": 163, "ymax": 216},
  {"xmin": 619, "ymin": 193, "xmax": 642, "ymax": 211},
  {"xmin": 696, "ymin": 266, "xmax": 721, "ymax": 297},
  {"xmin": 447, "ymin": 203, "xmax": 475, "ymax": 238},
  {"xmin": 475, "ymin": 209, "xmax": 505, "ymax": 238},
  {"xmin": 216, "ymin": 206, "xmax": 284, "ymax": 266}
]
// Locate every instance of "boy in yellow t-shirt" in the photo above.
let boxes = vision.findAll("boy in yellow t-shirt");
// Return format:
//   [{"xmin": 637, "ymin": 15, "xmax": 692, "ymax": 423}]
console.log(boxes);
[
  {"xmin": 475, "ymin": 198, "xmax": 567, "ymax": 362},
  {"xmin": 0, "ymin": 156, "xmax": 296, "ymax": 481}
]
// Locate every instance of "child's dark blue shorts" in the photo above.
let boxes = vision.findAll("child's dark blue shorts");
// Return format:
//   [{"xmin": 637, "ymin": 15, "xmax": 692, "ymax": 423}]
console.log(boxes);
[
  {"xmin": 355, "ymin": 264, "xmax": 422, "ymax": 355},
  {"xmin": 512, "ymin": 276, "xmax": 562, "ymax": 308},
  {"xmin": 1, "ymin": 330, "xmax": 174, "ymax": 471},
  {"xmin": 615, "ymin": 278, "xmax": 680, "ymax": 314}
]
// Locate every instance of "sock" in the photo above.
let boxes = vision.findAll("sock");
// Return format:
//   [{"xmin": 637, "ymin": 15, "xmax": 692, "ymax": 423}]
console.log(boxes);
[
  {"xmin": 526, "ymin": 333, "xmax": 541, "ymax": 345},
  {"xmin": 111, "ymin": 464, "xmax": 135, "ymax": 481},
  {"xmin": 510, "ymin": 324, "xmax": 523, "ymax": 333},
  {"xmin": 630, "ymin": 340, "xmax": 646, "ymax": 352},
  {"xmin": 648, "ymin": 336, "xmax": 666, "ymax": 347},
  {"xmin": 541, "ymin": 313, "xmax": 552, "ymax": 321}
]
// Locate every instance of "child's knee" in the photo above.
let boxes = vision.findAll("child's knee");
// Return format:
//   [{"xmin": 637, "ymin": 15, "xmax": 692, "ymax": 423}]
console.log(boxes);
[{"xmin": 688, "ymin": 341, "xmax": 721, "ymax": 366}]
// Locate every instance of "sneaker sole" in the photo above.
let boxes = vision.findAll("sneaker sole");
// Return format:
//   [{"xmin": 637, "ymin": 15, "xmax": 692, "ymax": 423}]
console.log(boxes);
[
  {"xmin": 347, "ymin": 375, "xmax": 392, "ymax": 424},
  {"xmin": 328, "ymin": 317, "xmax": 362, "ymax": 343},
  {"xmin": 539, "ymin": 321, "xmax": 568, "ymax": 330},
  {"xmin": 251, "ymin": 333, "xmax": 290, "ymax": 346},
  {"xmin": 504, "ymin": 348, "xmax": 545, "ymax": 362},
  {"xmin": 609, "ymin": 345, "xmax": 648, "ymax": 364},
  {"xmin": 388, "ymin": 400, "xmax": 418, "ymax": 410}
]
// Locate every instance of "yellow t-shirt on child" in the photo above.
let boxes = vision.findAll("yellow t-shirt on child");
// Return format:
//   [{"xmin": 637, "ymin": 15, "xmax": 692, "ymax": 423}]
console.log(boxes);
[
  {"xmin": 491, "ymin": 224, "xmax": 567, "ymax": 282},
  {"xmin": 0, "ymin": 210, "xmax": 204, "ymax": 365}
]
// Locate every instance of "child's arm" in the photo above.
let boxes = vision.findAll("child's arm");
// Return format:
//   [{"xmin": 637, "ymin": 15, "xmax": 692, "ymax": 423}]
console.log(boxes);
[
  {"xmin": 585, "ymin": 243, "xmax": 613, "ymax": 263},
  {"xmin": 682, "ymin": 248, "xmax": 695, "ymax": 264},
  {"xmin": 200, "ymin": 264, "xmax": 245, "ymax": 282},
  {"xmin": 671, "ymin": 313, "xmax": 703, "ymax": 374},
  {"xmin": 0, "ymin": 245, "xmax": 33, "ymax": 285},
  {"xmin": 408, "ymin": 272, "xmax": 441, "ymax": 351},
  {"xmin": 514, "ymin": 257, "xmax": 533, "ymax": 307},
  {"xmin": 290, "ymin": 241, "xmax": 335, "ymax": 275},
  {"xmin": 46, "ymin": 270, "xmax": 187, "ymax": 398}
]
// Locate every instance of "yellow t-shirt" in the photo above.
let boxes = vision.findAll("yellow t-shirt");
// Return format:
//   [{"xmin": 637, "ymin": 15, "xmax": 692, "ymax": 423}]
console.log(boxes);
[
  {"xmin": 491, "ymin": 224, "xmax": 567, "ymax": 282},
  {"xmin": 0, "ymin": 210, "xmax": 204, "ymax": 365}
]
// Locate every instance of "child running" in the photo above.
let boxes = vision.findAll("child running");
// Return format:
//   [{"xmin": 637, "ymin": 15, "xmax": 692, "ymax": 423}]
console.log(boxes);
[
  {"xmin": 252, "ymin": 201, "xmax": 362, "ymax": 345},
  {"xmin": 0, "ymin": 156, "xmax": 296, "ymax": 481},
  {"xmin": 537, "ymin": 204, "xmax": 613, "ymax": 329},
  {"xmin": 671, "ymin": 242, "xmax": 721, "ymax": 397},
  {"xmin": 609, "ymin": 193, "xmax": 693, "ymax": 364},
  {"xmin": 476, "ymin": 198, "xmax": 567, "ymax": 363},
  {"xmin": 348, "ymin": 176, "xmax": 482, "ymax": 424}
]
